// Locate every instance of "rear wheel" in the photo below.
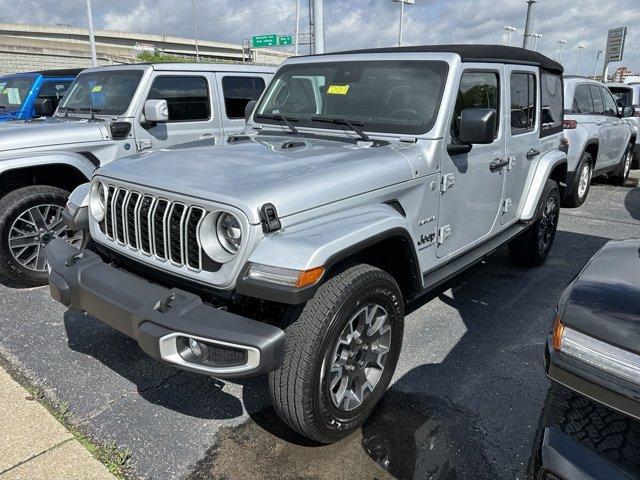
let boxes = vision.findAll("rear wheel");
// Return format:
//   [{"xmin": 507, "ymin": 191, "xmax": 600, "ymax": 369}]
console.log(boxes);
[
  {"xmin": 563, "ymin": 152, "xmax": 592, "ymax": 208},
  {"xmin": 0, "ymin": 185, "xmax": 83, "ymax": 287},
  {"xmin": 269, "ymin": 264, "xmax": 404, "ymax": 443},
  {"xmin": 509, "ymin": 179, "xmax": 560, "ymax": 267},
  {"xmin": 611, "ymin": 144, "xmax": 633, "ymax": 186}
]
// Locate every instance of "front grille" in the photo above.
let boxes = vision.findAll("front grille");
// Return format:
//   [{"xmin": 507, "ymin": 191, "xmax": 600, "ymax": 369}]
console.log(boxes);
[{"xmin": 101, "ymin": 185, "xmax": 211, "ymax": 271}]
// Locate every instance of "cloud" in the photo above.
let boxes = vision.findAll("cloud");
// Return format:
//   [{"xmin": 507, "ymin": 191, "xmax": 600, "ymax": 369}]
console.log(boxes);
[{"xmin": 0, "ymin": 0, "xmax": 637, "ymax": 74}]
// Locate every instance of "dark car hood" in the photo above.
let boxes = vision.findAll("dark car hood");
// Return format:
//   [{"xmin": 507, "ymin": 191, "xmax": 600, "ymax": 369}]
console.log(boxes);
[{"xmin": 560, "ymin": 239, "xmax": 640, "ymax": 354}]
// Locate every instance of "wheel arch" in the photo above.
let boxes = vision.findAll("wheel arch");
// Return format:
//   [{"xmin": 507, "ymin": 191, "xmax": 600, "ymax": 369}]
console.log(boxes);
[
  {"xmin": 582, "ymin": 140, "xmax": 599, "ymax": 167},
  {"xmin": 520, "ymin": 150, "xmax": 568, "ymax": 222}
]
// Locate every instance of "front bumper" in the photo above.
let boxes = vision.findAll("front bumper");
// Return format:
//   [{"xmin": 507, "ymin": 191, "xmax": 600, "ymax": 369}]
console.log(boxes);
[
  {"xmin": 545, "ymin": 337, "xmax": 640, "ymax": 421},
  {"xmin": 537, "ymin": 427, "xmax": 635, "ymax": 480},
  {"xmin": 46, "ymin": 238, "xmax": 286, "ymax": 378}
]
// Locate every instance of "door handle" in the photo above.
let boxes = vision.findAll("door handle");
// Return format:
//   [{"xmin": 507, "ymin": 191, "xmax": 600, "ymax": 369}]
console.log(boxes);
[
  {"xmin": 198, "ymin": 133, "xmax": 213, "ymax": 140},
  {"xmin": 490, "ymin": 158, "xmax": 509, "ymax": 172},
  {"xmin": 526, "ymin": 149, "xmax": 541, "ymax": 159},
  {"xmin": 596, "ymin": 120, "xmax": 605, "ymax": 126}
]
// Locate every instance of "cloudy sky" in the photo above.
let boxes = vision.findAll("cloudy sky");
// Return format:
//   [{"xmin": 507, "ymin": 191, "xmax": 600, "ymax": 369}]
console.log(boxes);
[{"xmin": 2, "ymin": 0, "xmax": 639, "ymax": 75}]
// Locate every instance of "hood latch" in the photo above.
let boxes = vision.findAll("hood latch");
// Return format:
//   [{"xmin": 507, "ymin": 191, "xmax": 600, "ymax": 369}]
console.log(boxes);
[{"xmin": 260, "ymin": 203, "xmax": 281, "ymax": 233}]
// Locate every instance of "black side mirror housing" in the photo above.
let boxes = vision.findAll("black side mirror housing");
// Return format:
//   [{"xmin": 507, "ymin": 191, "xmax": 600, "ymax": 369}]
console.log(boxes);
[
  {"xmin": 622, "ymin": 106, "xmax": 634, "ymax": 118},
  {"xmin": 458, "ymin": 108, "xmax": 497, "ymax": 145},
  {"xmin": 34, "ymin": 98, "xmax": 54, "ymax": 117},
  {"xmin": 245, "ymin": 100, "xmax": 258, "ymax": 123}
]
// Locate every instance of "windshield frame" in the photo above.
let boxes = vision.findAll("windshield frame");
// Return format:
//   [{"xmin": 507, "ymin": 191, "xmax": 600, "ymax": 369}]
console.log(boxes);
[
  {"xmin": 58, "ymin": 69, "xmax": 145, "ymax": 117},
  {"xmin": 0, "ymin": 74, "xmax": 37, "ymax": 114},
  {"xmin": 253, "ymin": 59, "xmax": 450, "ymax": 137}
]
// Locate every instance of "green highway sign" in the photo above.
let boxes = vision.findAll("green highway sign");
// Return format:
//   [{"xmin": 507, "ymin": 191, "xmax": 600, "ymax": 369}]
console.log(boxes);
[
  {"xmin": 252, "ymin": 34, "xmax": 278, "ymax": 48},
  {"xmin": 252, "ymin": 34, "xmax": 294, "ymax": 48}
]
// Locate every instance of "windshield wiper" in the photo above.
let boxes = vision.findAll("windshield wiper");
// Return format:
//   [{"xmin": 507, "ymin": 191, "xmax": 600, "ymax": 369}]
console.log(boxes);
[
  {"xmin": 311, "ymin": 116, "xmax": 370, "ymax": 142},
  {"xmin": 255, "ymin": 113, "xmax": 299, "ymax": 135}
]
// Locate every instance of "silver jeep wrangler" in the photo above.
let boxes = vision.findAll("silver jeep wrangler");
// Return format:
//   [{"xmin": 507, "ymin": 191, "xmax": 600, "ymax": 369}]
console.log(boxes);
[{"xmin": 46, "ymin": 45, "xmax": 568, "ymax": 443}]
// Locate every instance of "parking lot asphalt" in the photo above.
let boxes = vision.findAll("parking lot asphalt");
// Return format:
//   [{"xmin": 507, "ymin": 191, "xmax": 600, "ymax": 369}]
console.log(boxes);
[{"xmin": 0, "ymin": 174, "xmax": 638, "ymax": 480}]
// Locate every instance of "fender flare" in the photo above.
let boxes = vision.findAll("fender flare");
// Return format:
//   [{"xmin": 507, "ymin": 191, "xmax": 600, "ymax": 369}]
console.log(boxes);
[
  {"xmin": 236, "ymin": 204, "xmax": 420, "ymax": 304},
  {"xmin": 0, "ymin": 151, "xmax": 96, "ymax": 181},
  {"xmin": 520, "ymin": 150, "xmax": 567, "ymax": 222}
]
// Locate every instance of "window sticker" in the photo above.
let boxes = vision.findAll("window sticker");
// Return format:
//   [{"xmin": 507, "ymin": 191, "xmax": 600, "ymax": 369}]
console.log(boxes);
[
  {"xmin": 327, "ymin": 85, "xmax": 350, "ymax": 95},
  {"xmin": 4, "ymin": 88, "xmax": 21, "ymax": 104},
  {"xmin": 91, "ymin": 85, "xmax": 103, "ymax": 93}
]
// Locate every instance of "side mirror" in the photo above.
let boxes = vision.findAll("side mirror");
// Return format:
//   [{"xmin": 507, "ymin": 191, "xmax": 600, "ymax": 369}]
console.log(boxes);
[
  {"xmin": 458, "ymin": 108, "xmax": 497, "ymax": 145},
  {"xmin": 144, "ymin": 99, "xmax": 169, "ymax": 123},
  {"xmin": 622, "ymin": 106, "xmax": 634, "ymax": 118},
  {"xmin": 34, "ymin": 98, "xmax": 54, "ymax": 117},
  {"xmin": 245, "ymin": 100, "xmax": 258, "ymax": 123}
]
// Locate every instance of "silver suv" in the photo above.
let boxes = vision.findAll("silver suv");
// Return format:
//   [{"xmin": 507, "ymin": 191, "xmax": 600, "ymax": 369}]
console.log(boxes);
[
  {"xmin": 0, "ymin": 63, "xmax": 274, "ymax": 286},
  {"xmin": 561, "ymin": 76, "xmax": 635, "ymax": 207},
  {"xmin": 609, "ymin": 82, "xmax": 640, "ymax": 169},
  {"xmin": 46, "ymin": 45, "xmax": 568, "ymax": 443}
]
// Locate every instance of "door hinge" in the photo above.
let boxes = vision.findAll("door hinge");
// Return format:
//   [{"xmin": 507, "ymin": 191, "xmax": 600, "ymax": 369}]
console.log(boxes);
[
  {"xmin": 437, "ymin": 225, "xmax": 452, "ymax": 245},
  {"xmin": 507, "ymin": 156, "xmax": 516, "ymax": 171},
  {"xmin": 137, "ymin": 139, "xmax": 152, "ymax": 151},
  {"xmin": 440, "ymin": 173, "xmax": 455, "ymax": 193},
  {"xmin": 501, "ymin": 198, "xmax": 513, "ymax": 213}
]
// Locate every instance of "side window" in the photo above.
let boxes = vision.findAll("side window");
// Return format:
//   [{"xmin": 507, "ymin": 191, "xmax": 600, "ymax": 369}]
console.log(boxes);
[
  {"xmin": 540, "ymin": 72, "xmax": 563, "ymax": 137},
  {"xmin": 221, "ymin": 76, "xmax": 266, "ymax": 119},
  {"xmin": 511, "ymin": 72, "xmax": 536, "ymax": 135},
  {"xmin": 147, "ymin": 76, "xmax": 210, "ymax": 122},
  {"xmin": 573, "ymin": 84, "xmax": 593, "ymax": 114},
  {"xmin": 589, "ymin": 85, "xmax": 605, "ymax": 115},
  {"xmin": 601, "ymin": 88, "xmax": 619, "ymax": 116},
  {"xmin": 37, "ymin": 81, "xmax": 72, "ymax": 112},
  {"xmin": 451, "ymin": 71, "xmax": 499, "ymax": 141}
]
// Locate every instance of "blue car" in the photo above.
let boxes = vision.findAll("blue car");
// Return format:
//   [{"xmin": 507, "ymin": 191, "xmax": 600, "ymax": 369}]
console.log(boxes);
[{"xmin": 0, "ymin": 69, "xmax": 82, "ymax": 122}]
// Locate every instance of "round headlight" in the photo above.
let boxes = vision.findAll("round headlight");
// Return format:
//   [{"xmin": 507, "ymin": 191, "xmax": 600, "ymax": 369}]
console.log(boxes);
[
  {"xmin": 89, "ymin": 181, "xmax": 106, "ymax": 222},
  {"xmin": 216, "ymin": 213, "xmax": 242, "ymax": 254},
  {"xmin": 199, "ymin": 211, "xmax": 243, "ymax": 263}
]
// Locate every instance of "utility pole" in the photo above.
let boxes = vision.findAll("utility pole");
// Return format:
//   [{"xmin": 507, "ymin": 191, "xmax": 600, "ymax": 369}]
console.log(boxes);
[
  {"xmin": 85, "ymin": 0, "xmax": 98, "ymax": 67},
  {"xmin": 393, "ymin": 0, "xmax": 414, "ymax": 47},
  {"xmin": 522, "ymin": 0, "xmax": 537, "ymax": 50},
  {"xmin": 192, "ymin": 0, "xmax": 200, "ymax": 62},
  {"xmin": 593, "ymin": 50, "xmax": 602, "ymax": 79},
  {"xmin": 577, "ymin": 44, "xmax": 585, "ymax": 76},
  {"xmin": 294, "ymin": 0, "xmax": 300, "ymax": 56},
  {"xmin": 312, "ymin": 0, "xmax": 325, "ymax": 54}
]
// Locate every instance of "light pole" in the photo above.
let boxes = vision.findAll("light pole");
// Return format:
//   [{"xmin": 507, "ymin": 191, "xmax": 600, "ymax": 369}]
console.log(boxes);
[
  {"xmin": 577, "ymin": 44, "xmax": 585, "ymax": 76},
  {"xmin": 557, "ymin": 39, "xmax": 567, "ymax": 64},
  {"xmin": 313, "ymin": 0, "xmax": 325, "ymax": 54},
  {"xmin": 504, "ymin": 26, "xmax": 517, "ymax": 46},
  {"xmin": 593, "ymin": 50, "xmax": 603, "ymax": 79},
  {"xmin": 191, "ymin": 0, "xmax": 200, "ymax": 62},
  {"xmin": 531, "ymin": 33, "xmax": 542, "ymax": 52},
  {"xmin": 393, "ymin": 0, "xmax": 414, "ymax": 47},
  {"xmin": 294, "ymin": 0, "xmax": 300, "ymax": 56},
  {"xmin": 374, "ymin": 26, "xmax": 380, "ymax": 48},
  {"xmin": 85, "ymin": 0, "xmax": 97, "ymax": 67},
  {"xmin": 522, "ymin": 0, "xmax": 537, "ymax": 49}
]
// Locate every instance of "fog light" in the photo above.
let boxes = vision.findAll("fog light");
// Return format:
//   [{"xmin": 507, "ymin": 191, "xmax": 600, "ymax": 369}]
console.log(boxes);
[{"xmin": 188, "ymin": 338, "xmax": 202, "ymax": 357}]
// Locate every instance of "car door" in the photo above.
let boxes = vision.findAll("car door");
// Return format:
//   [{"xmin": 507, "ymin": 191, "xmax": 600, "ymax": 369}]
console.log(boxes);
[
  {"xmin": 588, "ymin": 84, "xmax": 615, "ymax": 169},
  {"xmin": 501, "ymin": 66, "xmax": 539, "ymax": 225},
  {"xmin": 601, "ymin": 86, "xmax": 627, "ymax": 163},
  {"xmin": 215, "ymin": 73, "xmax": 270, "ymax": 135},
  {"xmin": 134, "ymin": 72, "xmax": 218, "ymax": 152},
  {"xmin": 436, "ymin": 66, "xmax": 506, "ymax": 259}
]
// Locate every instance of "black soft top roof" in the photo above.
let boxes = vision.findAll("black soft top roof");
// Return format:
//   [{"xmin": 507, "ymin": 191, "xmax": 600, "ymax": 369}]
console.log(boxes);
[
  {"xmin": 324, "ymin": 44, "xmax": 563, "ymax": 74},
  {"xmin": 7, "ymin": 68, "xmax": 83, "ymax": 78}
]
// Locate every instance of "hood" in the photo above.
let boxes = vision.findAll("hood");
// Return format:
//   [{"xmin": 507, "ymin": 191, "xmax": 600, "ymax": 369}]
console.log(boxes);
[
  {"xmin": 0, "ymin": 117, "xmax": 106, "ymax": 153},
  {"xmin": 97, "ymin": 135, "xmax": 415, "ymax": 224},
  {"xmin": 560, "ymin": 239, "xmax": 640, "ymax": 355}
]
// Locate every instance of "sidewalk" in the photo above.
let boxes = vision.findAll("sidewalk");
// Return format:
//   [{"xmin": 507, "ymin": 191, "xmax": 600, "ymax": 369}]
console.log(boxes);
[{"xmin": 0, "ymin": 365, "xmax": 113, "ymax": 480}]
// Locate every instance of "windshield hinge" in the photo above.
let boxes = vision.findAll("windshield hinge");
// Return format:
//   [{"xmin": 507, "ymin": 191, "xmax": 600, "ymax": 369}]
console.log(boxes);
[{"xmin": 399, "ymin": 137, "xmax": 418, "ymax": 144}]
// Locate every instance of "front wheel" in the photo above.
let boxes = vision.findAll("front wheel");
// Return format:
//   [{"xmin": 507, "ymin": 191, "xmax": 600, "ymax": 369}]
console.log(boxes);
[
  {"xmin": 0, "ymin": 185, "xmax": 83, "ymax": 288},
  {"xmin": 509, "ymin": 179, "xmax": 560, "ymax": 267},
  {"xmin": 269, "ymin": 264, "xmax": 404, "ymax": 443}
]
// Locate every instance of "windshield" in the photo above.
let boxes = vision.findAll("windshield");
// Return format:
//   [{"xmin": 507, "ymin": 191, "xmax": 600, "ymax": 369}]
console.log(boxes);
[
  {"xmin": 256, "ymin": 60, "xmax": 449, "ymax": 135},
  {"xmin": 609, "ymin": 87, "xmax": 634, "ymax": 107},
  {"xmin": 60, "ymin": 70, "xmax": 143, "ymax": 116},
  {"xmin": 0, "ymin": 75, "xmax": 36, "ymax": 113}
]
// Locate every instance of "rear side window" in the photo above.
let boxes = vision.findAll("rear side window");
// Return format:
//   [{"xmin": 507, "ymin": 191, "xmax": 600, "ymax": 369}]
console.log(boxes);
[
  {"xmin": 511, "ymin": 72, "xmax": 536, "ymax": 135},
  {"xmin": 222, "ymin": 76, "xmax": 266, "ymax": 119},
  {"xmin": 148, "ymin": 76, "xmax": 210, "ymax": 122},
  {"xmin": 451, "ymin": 71, "xmax": 499, "ymax": 141},
  {"xmin": 540, "ymin": 72, "xmax": 563, "ymax": 137},
  {"xmin": 572, "ymin": 84, "xmax": 593, "ymax": 114},
  {"xmin": 589, "ymin": 85, "xmax": 605, "ymax": 115},
  {"xmin": 601, "ymin": 88, "xmax": 619, "ymax": 116}
]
